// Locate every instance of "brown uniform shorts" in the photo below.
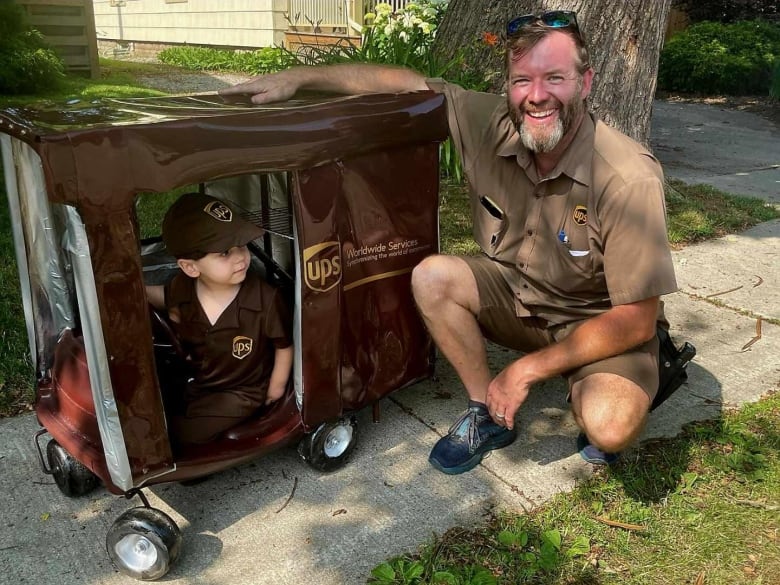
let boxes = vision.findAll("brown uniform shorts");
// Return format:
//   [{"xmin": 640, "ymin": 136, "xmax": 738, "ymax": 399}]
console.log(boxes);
[
  {"xmin": 462, "ymin": 255, "xmax": 659, "ymax": 401},
  {"xmin": 172, "ymin": 387, "xmax": 263, "ymax": 445}
]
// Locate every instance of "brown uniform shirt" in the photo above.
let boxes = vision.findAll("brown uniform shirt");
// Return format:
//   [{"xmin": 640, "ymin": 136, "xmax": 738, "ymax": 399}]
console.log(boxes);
[
  {"xmin": 428, "ymin": 79, "xmax": 678, "ymax": 325},
  {"xmin": 165, "ymin": 272, "xmax": 292, "ymax": 412}
]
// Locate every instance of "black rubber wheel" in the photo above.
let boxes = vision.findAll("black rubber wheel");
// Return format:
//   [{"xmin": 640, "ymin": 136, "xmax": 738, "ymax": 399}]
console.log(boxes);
[
  {"xmin": 298, "ymin": 418, "xmax": 358, "ymax": 472},
  {"xmin": 106, "ymin": 507, "xmax": 182, "ymax": 581},
  {"xmin": 46, "ymin": 440, "xmax": 100, "ymax": 497}
]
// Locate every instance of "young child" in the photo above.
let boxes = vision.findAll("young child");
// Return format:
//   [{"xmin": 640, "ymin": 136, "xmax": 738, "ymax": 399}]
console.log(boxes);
[{"xmin": 146, "ymin": 192, "xmax": 293, "ymax": 445}]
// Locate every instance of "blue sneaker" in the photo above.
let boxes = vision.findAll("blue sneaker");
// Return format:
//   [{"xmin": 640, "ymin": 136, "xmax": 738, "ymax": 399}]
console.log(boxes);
[
  {"xmin": 577, "ymin": 432, "xmax": 620, "ymax": 466},
  {"xmin": 429, "ymin": 402, "xmax": 517, "ymax": 475}
]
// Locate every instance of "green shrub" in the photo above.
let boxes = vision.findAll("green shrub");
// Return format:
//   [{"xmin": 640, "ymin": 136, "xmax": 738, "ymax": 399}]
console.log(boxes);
[
  {"xmin": 232, "ymin": 47, "xmax": 300, "ymax": 73},
  {"xmin": 359, "ymin": 0, "xmax": 449, "ymax": 74},
  {"xmin": 659, "ymin": 20, "xmax": 780, "ymax": 95},
  {"xmin": 158, "ymin": 45, "xmax": 298, "ymax": 75},
  {"xmin": 686, "ymin": 0, "xmax": 777, "ymax": 24},
  {"xmin": 0, "ymin": 1, "xmax": 65, "ymax": 94},
  {"xmin": 771, "ymin": 58, "xmax": 780, "ymax": 99}
]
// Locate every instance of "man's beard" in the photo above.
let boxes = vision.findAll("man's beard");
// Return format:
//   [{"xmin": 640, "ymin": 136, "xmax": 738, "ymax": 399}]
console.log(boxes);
[{"xmin": 509, "ymin": 79, "xmax": 584, "ymax": 153}]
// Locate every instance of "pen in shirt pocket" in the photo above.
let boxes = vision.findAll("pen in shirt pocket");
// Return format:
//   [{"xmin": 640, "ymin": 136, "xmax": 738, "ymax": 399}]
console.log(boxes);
[
  {"xmin": 479, "ymin": 195, "xmax": 504, "ymax": 220},
  {"xmin": 559, "ymin": 228, "xmax": 590, "ymax": 256}
]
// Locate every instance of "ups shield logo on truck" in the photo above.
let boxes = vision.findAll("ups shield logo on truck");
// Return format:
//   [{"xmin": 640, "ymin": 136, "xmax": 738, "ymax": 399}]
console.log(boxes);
[
  {"xmin": 232, "ymin": 336, "xmax": 253, "ymax": 360},
  {"xmin": 303, "ymin": 241, "xmax": 342, "ymax": 292}
]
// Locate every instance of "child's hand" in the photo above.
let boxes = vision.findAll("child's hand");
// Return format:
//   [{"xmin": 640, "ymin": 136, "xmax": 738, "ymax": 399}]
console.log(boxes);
[
  {"xmin": 266, "ymin": 345, "xmax": 293, "ymax": 405},
  {"xmin": 265, "ymin": 384, "xmax": 285, "ymax": 405}
]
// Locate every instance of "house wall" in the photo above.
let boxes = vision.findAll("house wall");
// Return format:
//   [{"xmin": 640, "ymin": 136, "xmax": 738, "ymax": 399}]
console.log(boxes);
[{"xmin": 92, "ymin": 0, "xmax": 288, "ymax": 49}]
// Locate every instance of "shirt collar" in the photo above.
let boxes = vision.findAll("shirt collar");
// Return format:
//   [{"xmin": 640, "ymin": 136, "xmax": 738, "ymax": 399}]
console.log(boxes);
[
  {"xmin": 553, "ymin": 112, "xmax": 595, "ymax": 186},
  {"xmin": 236, "ymin": 274, "xmax": 265, "ymax": 311},
  {"xmin": 181, "ymin": 272, "xmax": 265, "ymax": 330},
  {"xmin": 211, "ymin": 274, "xmax": 264, "ymax": 330}
]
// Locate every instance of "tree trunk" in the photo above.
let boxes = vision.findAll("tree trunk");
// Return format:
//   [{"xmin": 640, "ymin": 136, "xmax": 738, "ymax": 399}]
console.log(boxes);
[{"xmin": 433, "ymin": 0, "xmax": 672, "ymax": 145}]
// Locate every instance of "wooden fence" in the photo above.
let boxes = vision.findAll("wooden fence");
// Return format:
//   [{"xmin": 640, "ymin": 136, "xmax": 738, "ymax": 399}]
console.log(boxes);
[
  {"xmin": 287, "ymin": 0, "xmax": 413, "ymax": 33},
  {"xmin": 16, "ymin": 0, "xmax": 99, "ymax": 78}
]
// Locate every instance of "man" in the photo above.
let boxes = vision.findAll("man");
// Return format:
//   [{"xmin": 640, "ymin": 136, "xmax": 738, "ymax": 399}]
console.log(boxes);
[{"xmin": 221, "ymin": 10, "xmax": 678, "ymax": 474}]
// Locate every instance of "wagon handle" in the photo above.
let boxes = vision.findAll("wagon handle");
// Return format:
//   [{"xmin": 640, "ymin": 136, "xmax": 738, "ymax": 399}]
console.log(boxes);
[{"xmin": 33, "ymin": 429, "xmax": 54, "ymax": 476}]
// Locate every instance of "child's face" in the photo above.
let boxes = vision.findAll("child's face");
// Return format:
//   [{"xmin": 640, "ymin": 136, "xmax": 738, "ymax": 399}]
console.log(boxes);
[{"xmin": 188, "ymin": 245, "xmax": 251, "ymax": 286}]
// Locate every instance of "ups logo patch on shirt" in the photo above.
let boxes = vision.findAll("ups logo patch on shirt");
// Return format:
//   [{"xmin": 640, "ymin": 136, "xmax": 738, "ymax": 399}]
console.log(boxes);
[
  {"xmin": 232, "ymin": 336, "xmax": 253, "ymax": 360},
  {"xmin": 572, "ymin": 205, "xmax": 588, "ymax": 226}
]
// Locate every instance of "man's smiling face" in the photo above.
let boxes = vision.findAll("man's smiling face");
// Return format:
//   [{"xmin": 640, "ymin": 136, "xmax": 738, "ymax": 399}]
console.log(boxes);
[{"xmin": 506, "ymin": 30, "xmax": 593, "ymax": 153}]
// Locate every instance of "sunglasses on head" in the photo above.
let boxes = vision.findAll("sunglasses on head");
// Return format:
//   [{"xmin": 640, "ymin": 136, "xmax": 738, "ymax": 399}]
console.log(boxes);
[{"xmin": 506, "ymin": 10, "xmax": 579, "ymax": 36}]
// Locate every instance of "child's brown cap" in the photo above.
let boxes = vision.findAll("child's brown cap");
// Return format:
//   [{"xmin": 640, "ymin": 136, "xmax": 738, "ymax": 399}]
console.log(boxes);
[{"xmin": 162, "ymin": 192, "xmax": 264, "ymax": 258}]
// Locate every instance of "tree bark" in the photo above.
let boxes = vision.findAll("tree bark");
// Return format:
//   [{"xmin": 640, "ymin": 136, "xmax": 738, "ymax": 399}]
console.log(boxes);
[{"xmin": 433, "ymin": 0, "xmax": 672, "ymax": 145}]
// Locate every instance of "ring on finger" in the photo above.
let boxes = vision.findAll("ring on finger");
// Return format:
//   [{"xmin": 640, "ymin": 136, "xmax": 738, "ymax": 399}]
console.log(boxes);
[{"xmin": 494, "ymin": 412, "xmax": 505, "ymax": 419}]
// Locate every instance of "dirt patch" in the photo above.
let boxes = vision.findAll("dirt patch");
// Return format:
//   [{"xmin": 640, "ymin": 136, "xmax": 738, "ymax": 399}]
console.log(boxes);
[
  {"xmin": 0, "ymin": 384, "xmax": 34, "ymax": 418},
  {"xmin": 135, "ymin": 71, "xmax": 251, "ymax": 94}
]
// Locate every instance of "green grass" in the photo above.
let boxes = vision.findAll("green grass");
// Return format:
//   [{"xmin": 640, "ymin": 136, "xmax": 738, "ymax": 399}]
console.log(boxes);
[
  {"xmin": 136, "ymin": 188, "xmax": 193, "ymax": 239},
  {"xmin": 0, "ymin": 58, "xmax": 167, "ymax": 107},
  {"xmin": 0, "ymin": 168, "xmax": 33, "ymax": 412},
  {"xmin": 370, "ymin": 391, "xmax": 780, "ymax": 584},
  {"xmin": 666, "ymin": 179, "xmax": 780, "ymax": 246},
  {"xmin": 439, "ymin": 179, "xmax": 480, "ymax": 257}
]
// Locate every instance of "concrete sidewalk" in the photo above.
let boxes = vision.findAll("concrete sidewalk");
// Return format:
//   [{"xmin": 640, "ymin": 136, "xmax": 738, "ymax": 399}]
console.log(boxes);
[
  {"xmin": 651, "ymin": 100, "xmax": 780, "ymax": 204},
  {"xmin": 0, "ymin": 99, "xmax": 778, "ymax": 585}
]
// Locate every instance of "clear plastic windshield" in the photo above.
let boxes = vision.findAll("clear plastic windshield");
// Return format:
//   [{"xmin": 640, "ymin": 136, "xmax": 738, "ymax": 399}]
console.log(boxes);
[
  {"xmin": 1, "ymin": 135, "xmax": 75, "ymax": 376},
  {"xmin": 1, "ymin": 136, "xmax": 132, "ymax": 491}
]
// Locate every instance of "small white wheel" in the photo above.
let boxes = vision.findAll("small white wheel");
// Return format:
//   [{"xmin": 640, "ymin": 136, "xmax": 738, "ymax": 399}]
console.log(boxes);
[
  {"xmin": 106, "ymin": 507, "xmax": 181, "ymax": 581},
  {"xmin": 298, "ymin": 418, "xmax": 358, "ymax": 472}
]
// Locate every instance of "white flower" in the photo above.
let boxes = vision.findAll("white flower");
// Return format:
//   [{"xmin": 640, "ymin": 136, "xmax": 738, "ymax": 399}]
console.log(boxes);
[{"xmin": 375, "ymin": 3, "xmax": 393, "ymax": 19}]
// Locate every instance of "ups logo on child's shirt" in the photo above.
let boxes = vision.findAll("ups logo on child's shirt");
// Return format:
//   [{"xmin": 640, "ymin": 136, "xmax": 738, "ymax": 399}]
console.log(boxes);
[{"xmin": 232, "ymin": 336, "xmax": 253, "ymax": 360}]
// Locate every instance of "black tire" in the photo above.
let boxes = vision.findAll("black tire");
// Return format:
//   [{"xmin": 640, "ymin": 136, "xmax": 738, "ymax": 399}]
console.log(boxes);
[
  {"xmin": 106, "ymin": 507, "xmax": 182, "ymax": 581},
  {"xmin": 46, "ymin": 440, "xmax": 100, "ymax": 497},
  {"xmin": 298, "ymin": 418, "xmax": 358, "ymax": 472}
]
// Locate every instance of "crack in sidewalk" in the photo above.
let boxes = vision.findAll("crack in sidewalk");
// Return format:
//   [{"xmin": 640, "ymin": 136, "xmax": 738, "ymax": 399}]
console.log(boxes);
[{"xmin": 679, "ymin": 290, "xmax": 779, "ymax": 326}]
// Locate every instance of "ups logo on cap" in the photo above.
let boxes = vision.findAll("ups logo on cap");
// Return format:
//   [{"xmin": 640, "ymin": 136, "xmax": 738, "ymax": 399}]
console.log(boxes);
[
  {"xmin": 303, "ymin": 241, "xmax": 342, "ymax": 292},
  {"xmin": 204, "ymin": 201, "xmax": 233, "ymax": 222},
  {"xmin": 572, "ymin": 205, "xmax": 587, "ymax": 226},
  {"xmin": 232, "ymin": 336, "xmax": 253, "ymax": 360}
]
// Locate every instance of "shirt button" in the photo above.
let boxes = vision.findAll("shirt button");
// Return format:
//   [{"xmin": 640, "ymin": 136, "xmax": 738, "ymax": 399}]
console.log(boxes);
[
  {"xmin": 523, "ymin": 284, "xmax": 529, "ymax": 289},
  {"xmin": 527, "ymin": 229, "xmax": 533, "ymax": 236}
]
